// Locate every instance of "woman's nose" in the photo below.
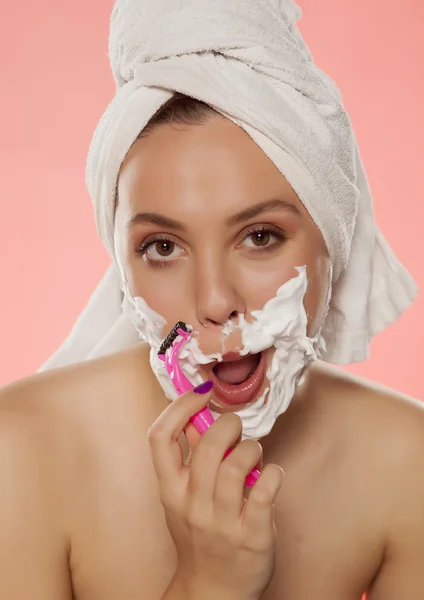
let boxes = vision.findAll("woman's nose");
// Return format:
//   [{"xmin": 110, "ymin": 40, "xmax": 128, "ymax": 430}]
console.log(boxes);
[{"xmin": 195, "ymin": 266, "xmax": 246, "ymax": 328}]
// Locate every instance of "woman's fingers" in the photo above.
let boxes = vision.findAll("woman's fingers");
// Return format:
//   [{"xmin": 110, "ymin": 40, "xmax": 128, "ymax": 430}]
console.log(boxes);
[
  {"xmin": 149, "ymin": 382, "xmax": 282, "ymax": 598},
  {"xmin": 188, "ymin": 412, "xmax": 243, "ymax": 510},
  {"xmin": 214, "ymin": 439, "xmax": 263, "ymax": 525},
  {"xmin": 148, "ymin": 378, "xmax": 284, "ymax": 561},
  {"xmin": 242, "ymin": 463, "xmax": 284, "ymax": 544},
  {"xmin": 147, "ymin": 384, "xmax": 213, "ymax": 502},
  {"xmin": 183, "ymin": 421, "xmax": 203, "ymax": 458}
]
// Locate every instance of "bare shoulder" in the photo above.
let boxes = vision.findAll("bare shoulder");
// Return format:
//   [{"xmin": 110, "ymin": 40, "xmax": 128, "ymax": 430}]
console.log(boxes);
[
  {"xmin": 0, "ymin": 342, "xmax": 162, "ymax": 491},
  {"xmin": 1, "ymin": 342, "xmax": 161, "ymax": 430},
  {"xmin": 313, "ymin": 361, "xmax": 424, "ymax": 460},
  {"xmin": 314, "ymin": 362, "xmax": 424, "ymax": 556},
  {"xmin": 0, "ymin": 365, "xmax": 81, "ymax": 597},
  {"xmin": 306, "ymin": 363, "xmax": 424, "ymax": 598},
  {"xmin": 0, "ymin": 344, "xmax": 173, "ymax": 598}
]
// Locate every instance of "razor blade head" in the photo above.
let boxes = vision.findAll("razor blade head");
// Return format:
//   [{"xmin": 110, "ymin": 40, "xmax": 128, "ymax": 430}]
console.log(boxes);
[{"xmin": 158, "ymin": 321, "xmax": 191, "ymax": 356}]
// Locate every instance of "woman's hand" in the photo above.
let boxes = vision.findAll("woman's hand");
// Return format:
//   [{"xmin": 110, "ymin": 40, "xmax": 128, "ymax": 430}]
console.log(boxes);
[{"xmin": 148, "ymin": 382, "xmax": 284, "ymax": 600}]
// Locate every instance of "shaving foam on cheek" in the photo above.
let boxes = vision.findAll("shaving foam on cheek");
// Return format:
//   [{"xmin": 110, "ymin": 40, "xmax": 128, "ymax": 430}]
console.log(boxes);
[
  {"xmin": 214, "ymin": 266, "xmax": 326, "ymax": 441},
  {"xmin": 113, "ymin": 231, "xmax": 220, "ymax": 400},
  {"xmin": 120, "ymin": 280, "xmax": 223, "ymax": 399}
]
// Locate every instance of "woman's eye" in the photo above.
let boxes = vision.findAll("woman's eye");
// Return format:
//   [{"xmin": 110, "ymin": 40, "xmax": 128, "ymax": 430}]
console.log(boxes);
[
  {"xmin": 145, "ymin": 240, "xmax": 183, "ymax": 261},
  {"xmin": 239, "ymin": 227, "xmax": 287, "ymax": 252},
  {"xmin": 242, "ymin": 229, "xmax": 274, "ymax": 249},
  {"xmin": 248, "ymin": 230, "xmax": 272, "ymax": 247}
]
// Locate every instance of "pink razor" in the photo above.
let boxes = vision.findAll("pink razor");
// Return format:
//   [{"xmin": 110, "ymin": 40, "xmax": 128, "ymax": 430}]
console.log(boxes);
[{"xmin": 158, "ymin": 321, "xmax": 260, "ymax": 487}]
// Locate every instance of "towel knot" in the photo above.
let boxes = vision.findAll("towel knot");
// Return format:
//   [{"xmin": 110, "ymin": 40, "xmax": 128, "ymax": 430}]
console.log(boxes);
[{"xmin": 110, "ymin": 0, "xmax": 312, "ymax": 89}]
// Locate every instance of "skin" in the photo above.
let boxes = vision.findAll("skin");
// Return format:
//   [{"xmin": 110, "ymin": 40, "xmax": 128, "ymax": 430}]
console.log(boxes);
[
  {"xmin": 114, "ymin": 117, "xmax": 330, "ymax": 411},
  {"xmin": 0, "ymin": 117, "xmax": 424, "ymax": 599}
]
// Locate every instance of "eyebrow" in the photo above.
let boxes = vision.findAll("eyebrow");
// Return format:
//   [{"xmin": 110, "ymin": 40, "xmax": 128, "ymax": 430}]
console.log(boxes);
[
  {"xmin": 227, "ymin": 198, "xmax": 301, "ymax": 226},
  {"xmin": 126, "ymin": 212, "xmax": 187, "ymax": 232},
  {"xmin": 126, "ymin": 198, "xmax": 300, "ymax": 231}
]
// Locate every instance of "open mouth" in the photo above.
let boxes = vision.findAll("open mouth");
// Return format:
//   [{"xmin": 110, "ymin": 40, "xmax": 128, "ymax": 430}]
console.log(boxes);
[{"xmin": 210, "ymin": 351, "xmax": 266, "ymax": 406}]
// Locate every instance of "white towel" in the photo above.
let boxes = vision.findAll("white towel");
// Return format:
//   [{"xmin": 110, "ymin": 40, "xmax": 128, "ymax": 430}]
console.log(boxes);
[{"xmin": 40, "ymin": 0, "xmax": 417, "ymax": 371}]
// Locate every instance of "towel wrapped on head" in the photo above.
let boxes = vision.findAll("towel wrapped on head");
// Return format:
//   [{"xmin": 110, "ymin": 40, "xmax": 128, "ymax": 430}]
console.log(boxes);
[{"xmin": 40, "ymin": 0, "xmax": 417, "ymax": 371}]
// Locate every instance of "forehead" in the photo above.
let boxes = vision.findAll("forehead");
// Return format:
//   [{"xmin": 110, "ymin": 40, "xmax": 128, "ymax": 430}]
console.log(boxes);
[{"xmin": 118, "ymin": 117, "xmax": 303, "ymax": 216}]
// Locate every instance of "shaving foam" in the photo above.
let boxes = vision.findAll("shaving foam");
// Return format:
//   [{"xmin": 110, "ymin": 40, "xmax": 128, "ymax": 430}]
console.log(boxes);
[
  {"xmin": 212, "ymin": 266, "xmax": 325, "ymax": 439},
  {"xmin": 114, "ymin": 247, "xmax": 212, "ymax": 399}
]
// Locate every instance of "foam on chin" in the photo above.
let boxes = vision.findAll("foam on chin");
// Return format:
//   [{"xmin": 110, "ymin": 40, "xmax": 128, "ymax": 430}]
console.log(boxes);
[{"xmin": 115, "ymin": 244, "xmax": 326, "ymax": 440}]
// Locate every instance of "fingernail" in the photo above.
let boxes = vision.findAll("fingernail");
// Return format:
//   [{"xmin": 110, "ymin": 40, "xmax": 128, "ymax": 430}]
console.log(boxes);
[{"xmin": 193, "ymin": 380, "xmax": 214, "ymax": 394}]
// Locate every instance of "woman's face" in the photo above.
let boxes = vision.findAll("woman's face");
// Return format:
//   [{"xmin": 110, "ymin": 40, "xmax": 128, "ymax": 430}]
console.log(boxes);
[{"xmin": 115, "ymin": 116, "xmax": 330, "ymax": 409}]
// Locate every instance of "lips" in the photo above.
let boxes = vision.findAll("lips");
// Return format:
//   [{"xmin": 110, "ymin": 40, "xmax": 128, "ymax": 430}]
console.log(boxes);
[{"xmin": 210, "ymin": 351, "xmax": 265, "ymax": 406}]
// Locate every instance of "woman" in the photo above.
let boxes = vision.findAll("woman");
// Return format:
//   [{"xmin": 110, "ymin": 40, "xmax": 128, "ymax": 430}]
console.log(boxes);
[{"xmin": 1, "ymin": 0, "xmax": 423, "ymax": 599}]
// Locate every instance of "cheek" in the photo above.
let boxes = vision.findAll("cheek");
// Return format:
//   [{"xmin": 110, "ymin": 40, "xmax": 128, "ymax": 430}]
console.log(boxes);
[
  {"xmin": 126, "ymin": 256, "xmax": 193, "ymax": 336},
  {"xmin": 236, "ymin": 232, "xmax": 330, "ymax": 325},
  {"xmin": 238, "ymin": 257, "xmax": 330, "ymax": 338},
  {"xmin": 303, "ymin": 254, "xmax": 331, "ymax": 336},
  {"xmin": 236, "ymin": 260, "xmax": 300, "ymax": 309},
  {"xmin": 282, "ymin": 225, "xmax": 330, "ymax": 336}
]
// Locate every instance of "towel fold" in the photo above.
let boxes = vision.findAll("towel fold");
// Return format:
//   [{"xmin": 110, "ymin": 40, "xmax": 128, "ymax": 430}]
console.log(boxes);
[{"xmin": 39, "ymin": 0, "xmax": 417, "ymax": 372}]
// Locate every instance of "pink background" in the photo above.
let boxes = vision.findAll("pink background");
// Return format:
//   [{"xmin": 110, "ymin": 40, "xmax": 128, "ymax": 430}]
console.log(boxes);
[{"xmin": 1, "ymin": 0, "xmax": 423, "ymax": 404}]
